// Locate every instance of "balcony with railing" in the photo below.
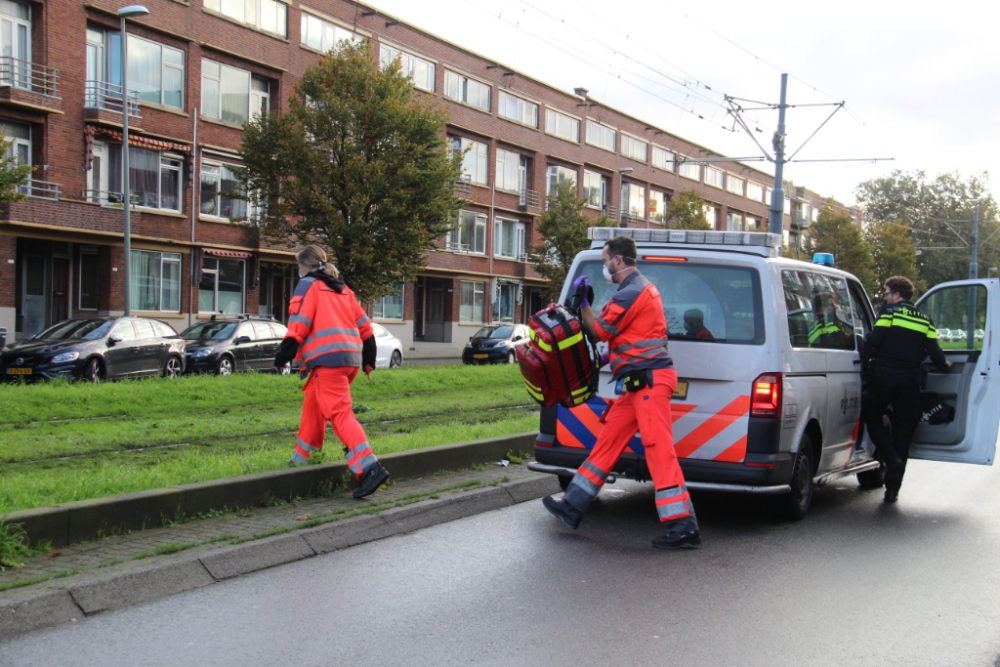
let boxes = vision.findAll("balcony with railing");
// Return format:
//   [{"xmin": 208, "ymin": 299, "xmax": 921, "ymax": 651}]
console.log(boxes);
[
  {"xmin": 84, "ymin": 81, "xmax": 141, "ymax": 125},
  {"xmin": 19, "ymin": 178, "xmax": 61, "ymax": 201},
  {"xmin": 442, "ymin": 240, "xmax": 471, "ymax": 253},
  {"xmin": 453, "ymin": 175, "xmax": 472, "ymax": 198},
  {"xmin": 519, "ymin": 188, "xmax": 540, "ymax": 212},
  {"xmin": 0, "ymin": 57, "xmax": 61, "ymax": 111}
]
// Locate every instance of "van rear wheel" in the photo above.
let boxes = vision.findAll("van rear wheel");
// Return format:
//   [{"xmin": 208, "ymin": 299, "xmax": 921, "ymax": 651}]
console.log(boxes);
[{"xmin": 781, "ymin": 434, "xmax": 814, "ymax": 520}]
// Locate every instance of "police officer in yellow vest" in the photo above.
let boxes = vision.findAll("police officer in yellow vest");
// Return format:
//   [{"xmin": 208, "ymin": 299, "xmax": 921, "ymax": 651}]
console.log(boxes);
[{"xmin": 862, "ymin": 276, "xmax": 951, "ymax": 503}]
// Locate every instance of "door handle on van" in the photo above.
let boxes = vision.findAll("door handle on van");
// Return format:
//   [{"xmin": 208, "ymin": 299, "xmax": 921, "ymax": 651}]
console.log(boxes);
[{"xmin": 853, "ymin": 358, "xmax": 861, "ymax": 365}]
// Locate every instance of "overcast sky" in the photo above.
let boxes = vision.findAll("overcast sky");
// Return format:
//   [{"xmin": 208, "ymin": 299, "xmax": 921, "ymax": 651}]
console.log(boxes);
[{"xmin": 364, "ymin": 0, "xmax": 998, "ymax": 207}]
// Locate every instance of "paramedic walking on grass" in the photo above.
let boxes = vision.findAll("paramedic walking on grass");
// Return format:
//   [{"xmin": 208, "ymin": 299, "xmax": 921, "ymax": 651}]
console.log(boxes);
[
  {"xmin": 542, "ymin": 236, "xmax": 701, "ymax": 549},
  {"xmin": 274, "ymin": 245, "xmax": 389, "ymax": 499}
]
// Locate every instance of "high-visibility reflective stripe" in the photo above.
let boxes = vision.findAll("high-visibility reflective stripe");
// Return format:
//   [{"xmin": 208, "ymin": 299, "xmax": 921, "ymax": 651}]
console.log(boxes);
[
  {"xmin": 296, "ymin": 437, "xmax": 319, "ymax": 453},
  {"xmin": 581, "ymin": 460, "xmax": 609, "ymax": 482},
  {"xmin": 530, "ymin": 329, "xmax": 553, "ymax": 352},
  {"xmin": 594, "ymin": 314, "xmax": 621, "ymax": 335},
  {"xmin": 657, "ymin": 501, "xmax": 692, "ymax": 522},
  {"xmin": 892, "ymin": 318, "xmax": 932, "ymax": 334},
  {"xmin": 611, "ymin": 337, "xmax": 668, "ymax": 353},
  {"xmin": 654, "ymin": 486, "xmax": 687, "ymax": 502},
  {"xmin": 308, "ymin": 327, "xmax": 359, "ymax": 340},
  {"xmin": 356, "ymin": 315, "xmax": 370, "ymax": 326},
  {"xmin": 302, "ymin": 341, "xmax": 364, "ymax": 359},
  {"xmin": 347, "ymin": 442, "xmax": 377, "ymax": 475},
  {"xmin": 874, "ymin": 317, "xmax": 892, "ymax": 328},
  {"xmin": 571, "ymin": 385, "xmax": 590, "ymax": 396},
  {"xmin": 523, "ymin": 380, "xmax": 544, "ymax": 401},
  {"xmin": 926, "ymin": 328, "xmax": 937, "ymax": 339},
  {"xmin": 557, "ymin": 331, "xmax": 583, "ymax": 350},
  {"xmin": 289, "ymin": 314, "xmax": 313, "ymax": 328}
]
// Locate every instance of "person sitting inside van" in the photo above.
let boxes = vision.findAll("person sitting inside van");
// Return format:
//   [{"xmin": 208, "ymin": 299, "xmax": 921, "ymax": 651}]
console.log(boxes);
[
  {"xmin": 808, "ymin": 291, "xmax": 853, "ymax": 349},
  {"xmin": 683, "ymin": 309, "xmax": 714, "ymax": 340}
]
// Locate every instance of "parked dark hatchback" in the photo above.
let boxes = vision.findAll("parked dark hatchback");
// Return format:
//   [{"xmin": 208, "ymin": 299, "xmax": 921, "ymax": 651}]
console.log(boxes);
[
  {"xmin": 181, "ymin": 317, "xmax": 289, "ymax": 375},
  {"xmin": 1, "ymin": 317, "xmax": 186, "ymax": 382},
  {"xmin": 461, "ymin": 324, "xmax": 531, "ymax": 365}
]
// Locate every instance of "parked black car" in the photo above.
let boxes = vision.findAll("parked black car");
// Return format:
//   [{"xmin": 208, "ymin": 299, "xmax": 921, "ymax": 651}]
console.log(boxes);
[
  {"xmin": 462, "ymin": 324, "xmax": 531, "ymax": 365},
  {"xmin": 181, "ymin": 316, "xmax": 289, "ymax": 375},
  {"xmin": 1, "ymin": 317, "xmax": 186, "ymax": 382}
]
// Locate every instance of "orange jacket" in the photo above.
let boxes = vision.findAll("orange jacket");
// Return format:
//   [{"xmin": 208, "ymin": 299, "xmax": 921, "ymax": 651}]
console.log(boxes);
[
  {"xmin": 593, "ymin": 271, "xmax": 673, "ymax": 380},
  {"xmin": 285, "ymin": 274, "xmax": 373, "ymax": 372}
]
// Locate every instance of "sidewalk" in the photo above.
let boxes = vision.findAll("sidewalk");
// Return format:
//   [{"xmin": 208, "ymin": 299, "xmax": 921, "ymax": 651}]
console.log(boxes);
[{"xmin": 0, "ymin": 459, "xmax": 557, "ymax": 641}]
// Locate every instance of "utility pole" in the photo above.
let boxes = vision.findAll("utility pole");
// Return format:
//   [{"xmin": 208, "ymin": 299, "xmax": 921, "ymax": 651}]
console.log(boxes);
[
  {"xmin": 970, "ymin": 205, "xmax": 980, "ymax": 280},
  {"xmin": 768, "ymin": 74, "xmax": 788, "ymax": 236}
]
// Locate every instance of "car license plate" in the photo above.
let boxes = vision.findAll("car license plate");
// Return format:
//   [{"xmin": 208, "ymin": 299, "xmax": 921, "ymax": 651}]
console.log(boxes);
[
  {"xmin": 7, "ymin": 368, "xmax": 31, "ymax": 375},
  {"xmin": 474, "ymin": 354, "xmax": 489, "ymax": 359},
  {"xmin": 672, "ymin": 380, "xmax": 688, "ymax": 400}
]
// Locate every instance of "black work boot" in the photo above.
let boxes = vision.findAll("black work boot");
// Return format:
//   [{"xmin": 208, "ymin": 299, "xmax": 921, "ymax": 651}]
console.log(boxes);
[
  {"xmin": 884, "ymin": 487, "xmax": 899, "ymax": 503},
  {"xmin": 542, "ymin": 495, "xmax": 583, "ymax": 530},
  {"xmin": 652, "ymin": 530, "xmax": 701, "ymax": 550},
  {"xmin": 354, "ymin": 463, "xmax": 390, "ymax": 499}
]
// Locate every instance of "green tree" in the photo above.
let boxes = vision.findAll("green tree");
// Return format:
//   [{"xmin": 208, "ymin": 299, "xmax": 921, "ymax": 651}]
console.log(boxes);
[
  {"xmin": 862, "ymin": 220, "xmax": 925, "ymax": 299},
  {"xmin": 0, "ymin": 138, "xmax": 35, "ymax": 203},
  {"xmin": 663, "ymin": 188, "xmax": 711, "ymax": 229},
  {"xmin": 805, "ymin": 203, "xmax": 876, "ymax": 293},
  {"xmin": 239, "ymin": 41, "xmax": 462, "ymax": 302},
  {"xmin": 855, "ymin": 170, "xmax": 999, "ymax": 288},
  {"xmin": 532, "ymin": 179, "xmax": 611, "ymax": 300}
]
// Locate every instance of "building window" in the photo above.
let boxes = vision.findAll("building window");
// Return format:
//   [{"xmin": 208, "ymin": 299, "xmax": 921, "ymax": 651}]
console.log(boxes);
[
  {"xmin": 621, "ymin": 134, "xmax": 648, "ymax": 162},
  {"xmin": 492, "ymin": 283, "xmax": 516, "ymax": 323},
  {"xmin": 447, "ymin": 209, "xmax": 486, "ymax": 254},
  {"xmin": 784, "ymin": 197, "xmax": 791, "ymax": 215},
  {"xmin": 205, "ymin": 0, "xmax": 287, "ymax": 37},
  {"xmin": 202, "ymin": 59, "xmax": 269, "ymax": 125},
  {"xmin": 201, "ymin": 160, "xmax": 246, "ymax": 220},
  {"xmin": 199, "ymin": 256, "xmax": 245, "ymax": 314},
  {"xmin": 444, "ymin": 70, "xmax": 490, "ymax": 111},
  {"xmin": 747, "ymin": 181, "xmax": 764, "ymax": 202},
  {"xmin": 622, "ymin": 183, "xmax": 646, "ymax": 219},
  {"xmin": 545, "ymin": 109, "xmax": 579, "ymax": 142},
  {"xmin": 449, "ymin": 136, "xmax": 488, "ymax": 186},
  {"xmin": 679, "ymin": 160, "xmax": 700, "ymax": 181},
  {"xmin": 704, "ymin": 205, "xmax": 717, "ymax": 228},
  {"xmin": 127, "ymin": 36, "xmax": 184, "ymax": 109},
  {"xmin": 583, "ymin": 170, "xmax": 607, "ymax": 209},
  {"xmin": 546, "ymin": 165, "xmax": 576, "ymax": 197},
  {"xmin": 727, "ymin": 212, "xmax": 744, "ymax": 231},
  {"xmin": 0, "ymin": 1, "xmax": 30, "ymax": 90},
  {"xmin": 373, "ymin": 284, "xmax": 404, "ymax": 320},
  {"xmin": 1, "ymin": 120, "xmax": 30, "ymax": 180},
  {"xmin": 812, "ymin": 207, "xmax": 820, "ymax": 223},
  {"xmin": 498, "ymin": 91, "xmax": 537, "ymax": 127},
  {"xmin": 92, "ymin": 143, "xmax": 182, "ymax": 211},
  {"xmin": 132, "ymin": 250, "xmax": 181, "ymax": 312},
  {"xmin": 705, "ymin": 167, "xmax": 724, "ymax": 189},
  {"xmin": 649, "ymin": 190, "xmax": 667, "ymax": 223},
  {"xmin": 746, "ymin": 216, "xmax": 757, "ymax": 230},
  {"xmin": 586, "ymin": 120, "xmax": 615, "ymax": 152},
  {"xmin": 79, "ymin": 250, "xmax": 100, "ymax": 310},
  {"xmin": 495, "ymin": 148, "xmax": 526, "ymax": 194},
  {"xmin": 300, "ymin": 12, "xmax": 359, "ymax": 52},
  {"xmin": 379, "ymin": 44, "xmax": 434, "ymax": 92},
  {"xmin": 494, "ymin": 217, "xmax": 526, "ymax": 260},
  {"xmin": 652, "ymin": 146, "xmax": 675, "ymax": 172},
  {"xmin": 460, "ymin": 280, "xmax": 485, "ymax": 323},
  {"xmin": 800, "ymin": 203, "xmax": 811, "ymax": 225},
  {"xmin": 726, "ymin": 174, "xmax": 745, "ymax": 196}
]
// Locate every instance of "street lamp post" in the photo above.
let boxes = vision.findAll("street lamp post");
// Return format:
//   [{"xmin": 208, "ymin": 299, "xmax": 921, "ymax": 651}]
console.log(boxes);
[
  {"xmin": 118, "ymin": 5, "xmax": 149, "ymax": 316},
  {"xmin": 616, "ymin": 167, "xmax": 632, "ymax": 227}
]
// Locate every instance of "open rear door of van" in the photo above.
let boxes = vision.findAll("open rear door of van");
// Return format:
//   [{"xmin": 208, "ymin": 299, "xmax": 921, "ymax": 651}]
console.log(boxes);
[{"xmin": 910, "ymin": 279, "xmax": 999, "ymax": 465}]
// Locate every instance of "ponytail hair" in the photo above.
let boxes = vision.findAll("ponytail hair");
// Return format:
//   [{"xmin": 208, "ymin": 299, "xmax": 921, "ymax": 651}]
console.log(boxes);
[{"xmin": 297, "ymin": 245, "xmax": 338, "ymax": 278}]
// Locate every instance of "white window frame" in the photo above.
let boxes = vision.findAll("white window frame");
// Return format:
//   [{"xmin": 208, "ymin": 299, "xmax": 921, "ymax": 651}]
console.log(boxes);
[
  {"xmin": 205, "ymin": 0, "xmax": 288, "ymax": 38},
  {"xmin": 89, "ymin": 140, "xmax": 183, "ymax": 212},
  {"xmin": 127, "ymin": 35, "xmax": 184, "ymax": 110},
  {"xmin": 649, "ymin": 190, "xmax": 667, "ymax": 222},
  {"xmin": 200, "ymin": 158, "xmax": 247, "ymax": 220},
  {"xmin": 492, "ymin": 282, "xmax": 516, "ymax": 323},
  {"xmin": 652, "ymin": 146, "xmax": 675, "ymax": 172},
  {"xmin": 622, "ymin": 182, "xmax": 646, "ymax": 219},
  {"xmin": 444, "ymin": 70, "xmax": 490, "ymax": 111},
  {"xmin": 447, "ymin": 209, "xmax": 487, "ymax": 254},
  {"xmin": 379, "ymin": 43, "xmax": 435, "ymax": 92},
  {"xmin": 201, "ymin": 59, "xmax": 269, "ymax": 126},
  {"xmin": 679, "ymin": 159, "xmax": 700, "ymax": 181},
  {"xmin": 459, "ymin": 280, "xmax": 485, "ymax": 323},
  {"xmin": 747, "ymin": 181, "xmax": 764, "ymax": 202},
  {"xmin": 132, "ymin": 249, "xmax": 182, "ymax": 312},
  {"xmin": 583, "ymin": 170, "xmax": 607, "ymax": 209},
  {"xmin": 704, "ymin": 205, "xmax": 717, "ymax": 228},
  {"xmin": 498, "ymin": 91, "xmax": 538, "ymax": 128},
  {"xmin": 546, "ymin": 165, "xmax": 577, "ymax": 198},
  {"xmin": 726, "ymin": 174, "xmax": 745, "ymax": 195},
  {"xmin": 494, "ymin": 216, "xmax": 526, "ymax": 260},
  {"xmin": 373, "ymin": 284, "xmax": 404, "ymax": 320},
  {"xmin": 450, "ymin": 136, "xmax": 488, "ymax": 186},
  {"xmin": 586, "ymin": 119, "xmax": 615, "ymax": 152},
  {"xmin": 300, "ymin": 11, "xmax": 360, "ymax": 52},
  {"xmin": 705, "ymin": 166, "xmax": 724, "ymax": 189},
  {"xmin": 726, "ymin": 212, "xmax": 744, "ymax": 231},
  {"xmin": 784, "ymin": 197, "xmax": 791, "ymax": 215},
  {"xmin": 620, "ymin": 134, "xmax": 648, "ymax": 162},
  {"xmin": 0, "ymin": 1, "xmax": 30, "ymax": 90},
  {"xmin": 495, "ymin": 148, "xmax": 526, "ymax": 194},
  {"xmin": 199, "ymin": 256, "xmax": 245, "ymax": 315},
  {"xmin": 545, "ymin": 108, "xmax": 580, "ymax": 143}
]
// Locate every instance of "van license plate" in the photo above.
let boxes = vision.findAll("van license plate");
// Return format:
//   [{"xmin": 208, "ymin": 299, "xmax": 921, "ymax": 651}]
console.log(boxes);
[
  {"xmin": 7, "ymin": 368, "xmax": 31, "ymax": 375},
  {"xmin": 474, "ymin": 354, "xmax": 489, "ymax": 359},
  {"xmin": 672, "ymin": 380, "xmax": 688, "ymax": 400}
]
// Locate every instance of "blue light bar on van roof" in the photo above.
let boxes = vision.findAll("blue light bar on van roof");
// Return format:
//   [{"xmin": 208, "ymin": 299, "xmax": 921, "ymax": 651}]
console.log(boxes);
[
  {"xmin": 587, "ymin": 227, "xmax": 783, "ymax": 248},
  {"xmin": 812, "ymin": 253, "xmax": 835, "ymax": 266}
]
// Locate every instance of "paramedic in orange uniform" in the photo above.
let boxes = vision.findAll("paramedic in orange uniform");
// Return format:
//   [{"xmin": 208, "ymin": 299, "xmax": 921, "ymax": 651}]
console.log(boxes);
[
  {"xmin": 274, "ymin": 245, "xmax": 389, "ymax": 499},
  {"xmin": 542, "ymin": 235, "xmax": 701, "ymax": 549}
]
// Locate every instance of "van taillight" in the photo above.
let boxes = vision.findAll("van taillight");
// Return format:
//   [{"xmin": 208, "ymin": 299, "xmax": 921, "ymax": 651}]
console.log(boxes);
[{"xmin": 751, "ymin": 373, "xmax": 782, "ymax": 418}]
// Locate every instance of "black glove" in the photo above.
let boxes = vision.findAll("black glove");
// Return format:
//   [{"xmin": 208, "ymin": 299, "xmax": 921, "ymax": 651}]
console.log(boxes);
[
  {"xmin": 274, "ymin": 337, "xmax": 299, "ymax": 369},
  {"xmin": 362, "ymin": 335, "xmax": 377, "ymax": 371}
]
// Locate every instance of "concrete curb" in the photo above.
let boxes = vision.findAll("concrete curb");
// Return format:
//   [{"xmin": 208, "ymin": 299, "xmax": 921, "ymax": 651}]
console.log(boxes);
[
  {"xmin": 0, "ymin": 474, "xmax": 560, "ymax": 643},
  {"xmin": 5, "ymin": 432, "xmax": 538, "ymax": 548}
]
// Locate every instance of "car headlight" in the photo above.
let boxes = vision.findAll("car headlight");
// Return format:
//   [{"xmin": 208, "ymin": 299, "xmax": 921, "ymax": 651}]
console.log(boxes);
[
  {"xmin": 190, "ymin": 347, "xmax": 215, "ymax": 358},
  {"xmin": 51, "ymin": 352, "xmax": 80, "ymax": 364},
  {"xmin": 465, "ymin": 343, "xmax": 473, "ymax": 349}
]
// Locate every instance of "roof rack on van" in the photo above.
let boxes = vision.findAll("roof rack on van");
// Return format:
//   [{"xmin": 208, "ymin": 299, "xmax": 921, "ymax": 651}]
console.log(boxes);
[{"xmin": 587, "ymin": 227, "xmax": 784, "ymax": 258}]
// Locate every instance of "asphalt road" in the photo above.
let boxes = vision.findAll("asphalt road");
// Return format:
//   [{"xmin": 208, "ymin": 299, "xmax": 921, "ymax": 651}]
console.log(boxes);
[{"xmin": 4, "ymin": 458, "xmax": 1000, "ymax": 667}]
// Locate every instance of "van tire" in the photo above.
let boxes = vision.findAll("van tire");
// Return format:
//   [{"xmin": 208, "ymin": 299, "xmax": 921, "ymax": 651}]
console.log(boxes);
[{"xmin": 781, "ymin": 435, "xmax": 814, "ymax": 520}]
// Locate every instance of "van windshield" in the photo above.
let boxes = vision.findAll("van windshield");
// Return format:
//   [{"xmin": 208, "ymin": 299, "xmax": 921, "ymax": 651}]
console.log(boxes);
[{"xmin": 572, "ymin": 260, "xmax": 764, "ymax": 345}]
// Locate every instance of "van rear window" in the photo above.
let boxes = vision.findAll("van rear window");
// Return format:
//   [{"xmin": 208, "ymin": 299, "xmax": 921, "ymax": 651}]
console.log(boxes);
[{"xmin": 573, "ymin": 260, "xmax": 764, "ymax": 345}]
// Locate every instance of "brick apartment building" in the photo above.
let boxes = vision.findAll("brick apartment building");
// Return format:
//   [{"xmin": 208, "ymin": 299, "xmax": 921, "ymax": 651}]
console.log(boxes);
[{"xmin": 0, "ymin": 0, "xmax": 855, "ymax": 356}]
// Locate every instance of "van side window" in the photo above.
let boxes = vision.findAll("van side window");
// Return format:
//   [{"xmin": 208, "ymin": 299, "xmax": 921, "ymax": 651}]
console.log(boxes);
[
  {"xmin": 847, "ymin": 281, "xmax": 874, "ymax": 338},
  {"xmin": 782, "ymin": 271, "xmax": 855, "ymax": 350},
  {"xmin": 919, "ymin": 284, "xmax": 987, "ymax": 351}
]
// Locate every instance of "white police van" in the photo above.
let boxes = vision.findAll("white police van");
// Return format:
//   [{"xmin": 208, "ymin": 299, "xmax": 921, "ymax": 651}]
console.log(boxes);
[{"xmin": 529, "ymin": 227, "xmax": 1000, "ymax": 518}]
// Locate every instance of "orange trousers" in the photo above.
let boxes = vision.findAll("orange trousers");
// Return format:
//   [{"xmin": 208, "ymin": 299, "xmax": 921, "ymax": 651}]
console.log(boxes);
[
  {"xmin": 561, "ymin": 368, "xmax": 697, "ymax": 529},
  {"xmin": 291, "ymin": 367, "xmax": 378, "ymax": 479}
]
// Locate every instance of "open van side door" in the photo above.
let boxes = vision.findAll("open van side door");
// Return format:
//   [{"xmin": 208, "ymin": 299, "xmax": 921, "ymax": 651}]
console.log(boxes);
[{"xmin": 910, "ymin": 279, "xmax": 999, "ymax": 465}]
